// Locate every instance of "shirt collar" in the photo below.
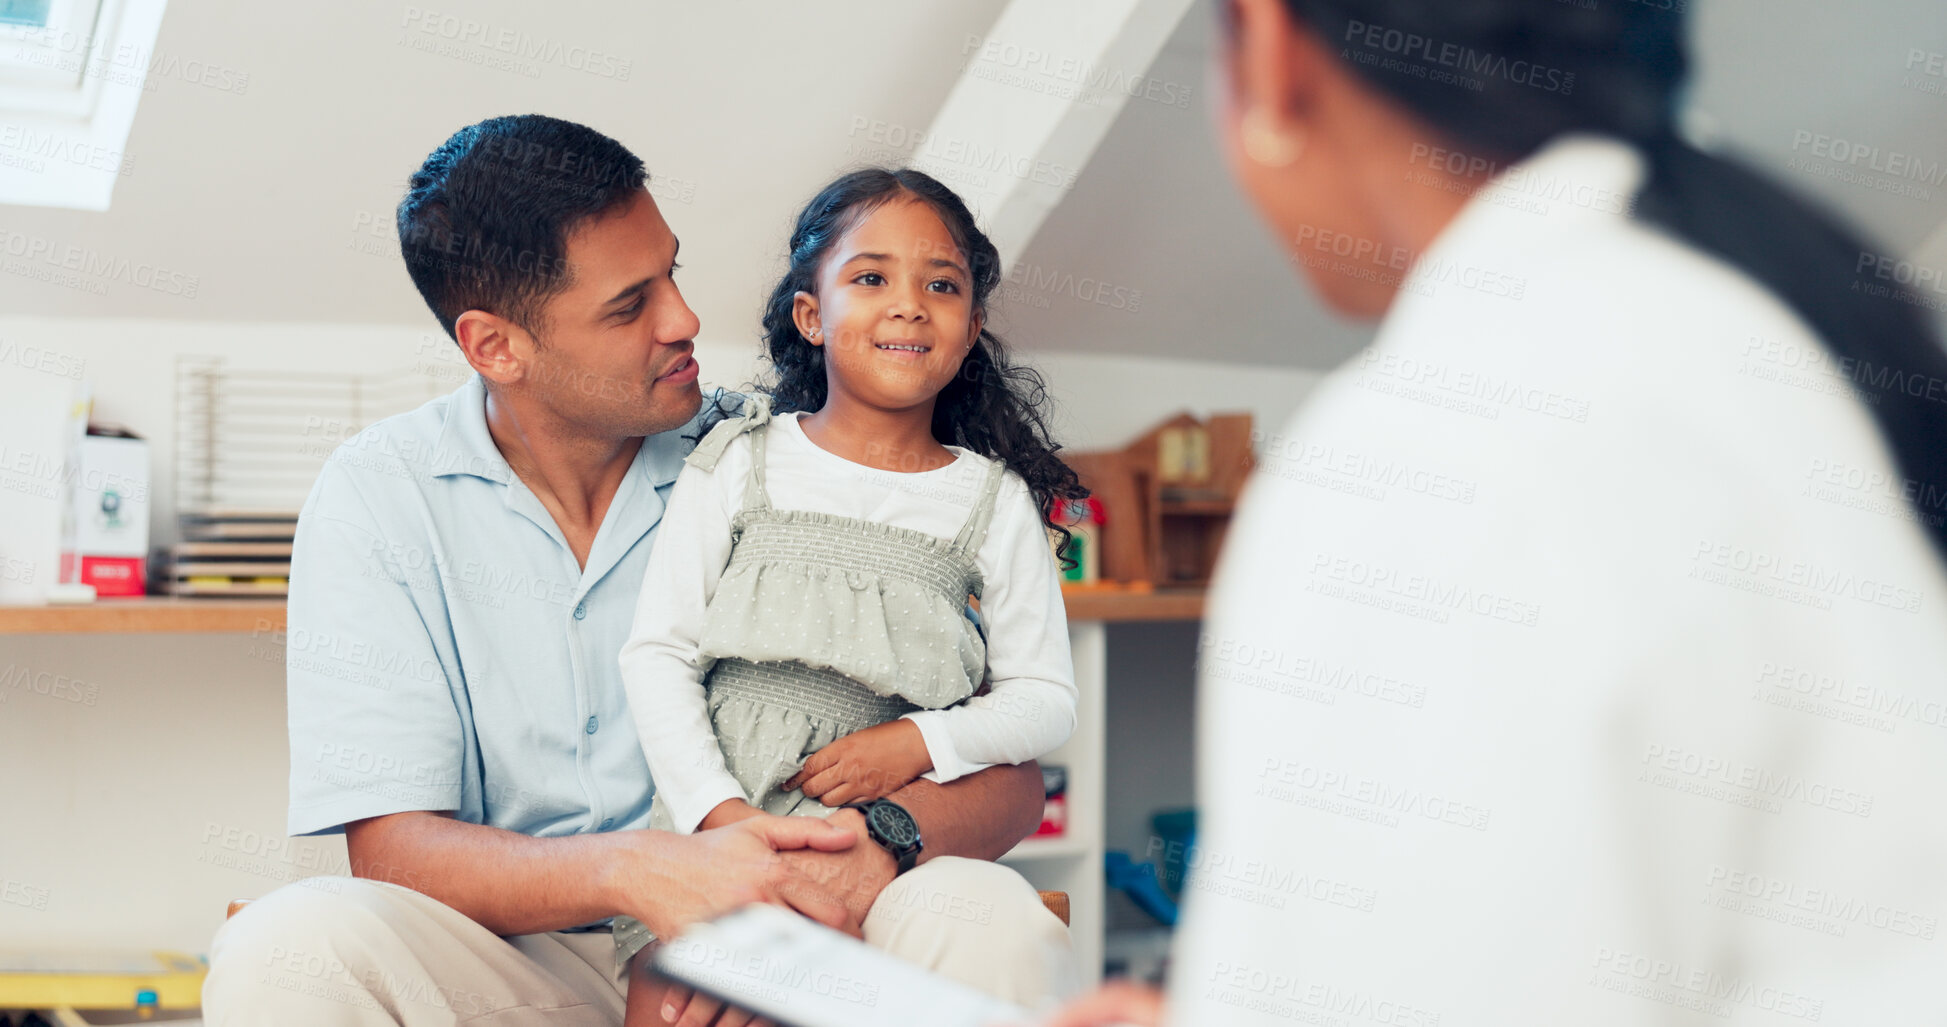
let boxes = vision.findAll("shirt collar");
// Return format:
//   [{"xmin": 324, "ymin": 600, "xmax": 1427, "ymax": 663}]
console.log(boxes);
[
  {"xmin": 431, "ymin": 372, "xmax": 724, "ymax": 489},
  {"xmin": 431, "ymin": 374, "xmax": 513, "ymax": 483},
  {"xmin": 1426, "ymin": 133, "xmax": 1643, "ymax": 255}
]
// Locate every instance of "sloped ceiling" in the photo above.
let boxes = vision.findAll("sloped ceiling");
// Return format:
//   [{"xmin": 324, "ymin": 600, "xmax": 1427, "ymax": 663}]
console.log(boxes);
[
  {"xmin": 3, "ymin": 0, "xmax": 1941, "ymax": 373},
  {"xmin": 0, "ymin": 0, "xmax": 1012, "ymax": 337},
  {"xmin": 1001, "ymin": 0, "xmax": 1947, "ymax": 369}
]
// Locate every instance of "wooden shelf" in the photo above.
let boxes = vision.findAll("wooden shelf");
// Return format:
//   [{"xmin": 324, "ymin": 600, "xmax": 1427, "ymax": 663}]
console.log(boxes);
[
  {"xmin": 1002, "ymin": 835, "xmax": 1092, "ymax": 861},
  {"xmin": 1, "ymin": 587, "xmax": 1200, "ymax": 635},
  {"xmin": 1061, "ymin": 585, "xmax": 1204, "ymax": 622},
  {"xmin": 0, "ymin": 597, "xmax": 286, "ymax": 635}
]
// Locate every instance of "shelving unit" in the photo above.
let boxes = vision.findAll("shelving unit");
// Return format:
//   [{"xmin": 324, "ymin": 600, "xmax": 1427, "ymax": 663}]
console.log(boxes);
[
  {"xmin": 0, "ymin": 597, "xmax": 285, "ymax": 634},
  {"xmin": 998, "ymin": 619, "xmax": 1108, "ymax": 982},
  {"xmin": 0, "ymin": 588, "xmax": 1201, "ymax": 634},
  {"xmin": 3, "ymin": 585, "xmax": 1202, "ymax": 986}
]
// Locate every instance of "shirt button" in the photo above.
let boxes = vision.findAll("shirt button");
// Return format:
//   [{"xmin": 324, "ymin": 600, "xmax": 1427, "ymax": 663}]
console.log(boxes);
[
  {"xmin": 585, "ymin": 715, "xmax": 599, "ymax": 734},
  {"xmin": 573, "ymin": 602, "xmax": 587, "ymax": 620},
  {"xmin": 599, "ymin": 817, "xmax": 614, "ymax": 830}
]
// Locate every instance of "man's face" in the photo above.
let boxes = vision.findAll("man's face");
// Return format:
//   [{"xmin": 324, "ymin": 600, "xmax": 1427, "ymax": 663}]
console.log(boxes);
[{"xmin": 522, "ymin": 189, "xmax": 703, "ymax": 438}]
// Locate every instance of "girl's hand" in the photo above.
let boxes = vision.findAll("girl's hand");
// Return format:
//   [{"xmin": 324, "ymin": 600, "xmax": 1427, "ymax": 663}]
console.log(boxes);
[{"xmin": 784, "ymin": 719, "xmax": 933, "ymax": 806}]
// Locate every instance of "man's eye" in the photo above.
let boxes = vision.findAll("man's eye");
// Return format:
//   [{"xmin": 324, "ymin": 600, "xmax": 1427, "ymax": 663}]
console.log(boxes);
[{"xmin": 617, "ymin": 300, "xmax": 644, "ymax": 319}]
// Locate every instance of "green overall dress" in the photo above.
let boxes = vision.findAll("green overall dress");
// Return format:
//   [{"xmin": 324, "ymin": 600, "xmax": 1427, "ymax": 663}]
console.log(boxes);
[{"xmin": 613, "ymin": 396, "xmax": 1006, "ymax": 967}]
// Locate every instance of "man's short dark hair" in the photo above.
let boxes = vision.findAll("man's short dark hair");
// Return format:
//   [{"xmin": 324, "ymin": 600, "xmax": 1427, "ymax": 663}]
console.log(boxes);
[{"xmin": 397, "ymin": 115, "xmax": 647, "ymax": 339}]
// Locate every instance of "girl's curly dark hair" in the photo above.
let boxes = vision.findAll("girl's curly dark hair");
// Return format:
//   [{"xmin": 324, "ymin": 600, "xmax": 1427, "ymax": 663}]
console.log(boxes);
[{"xmin": 737, "ymin": 167, "xmax": 1089, "ymax": 561}]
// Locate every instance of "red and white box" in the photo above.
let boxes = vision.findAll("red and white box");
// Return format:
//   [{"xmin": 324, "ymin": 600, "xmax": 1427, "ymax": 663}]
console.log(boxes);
[{"xmin": 67, "ymin": 433, "xmax": 151, "ymax": 597}]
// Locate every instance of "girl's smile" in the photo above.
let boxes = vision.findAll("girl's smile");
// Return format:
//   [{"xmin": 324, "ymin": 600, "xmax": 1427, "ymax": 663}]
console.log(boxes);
[{"xmin": 873, "ymin": 338, "xmax": 933, "ymax": 357}]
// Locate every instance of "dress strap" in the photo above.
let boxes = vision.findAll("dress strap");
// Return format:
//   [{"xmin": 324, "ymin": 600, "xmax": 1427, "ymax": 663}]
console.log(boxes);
[
  {"xmin": 684, "ymin": 394, "xmax": 774, "ymax": 512},
  {"xmin": 744, "ymin": 418, "xmax": 772, "ymax": 512},
  {"xmin": 952, "ymin": 456, "xmax": 1009, "ymax": 553}
]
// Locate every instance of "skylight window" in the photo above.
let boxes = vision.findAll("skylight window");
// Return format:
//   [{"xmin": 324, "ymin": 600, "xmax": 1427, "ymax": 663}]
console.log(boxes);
[
  {"xmin": 0, "ymin": 1, "xmax": 54, "ymax": 28},
  {"xmin": 0, "ymin": 0, "xmax": 167, "ymax": 210}
]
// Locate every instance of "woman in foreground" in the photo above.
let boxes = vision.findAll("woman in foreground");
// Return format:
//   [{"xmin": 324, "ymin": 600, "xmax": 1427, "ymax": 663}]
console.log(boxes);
[{"xmin": 1048, "ymin": 0, "xmax": 1947, "ymax": 1023}]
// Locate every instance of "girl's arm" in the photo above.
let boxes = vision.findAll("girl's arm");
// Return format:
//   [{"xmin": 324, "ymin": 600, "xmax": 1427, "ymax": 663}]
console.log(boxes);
[
  {"xmin": 904, "ymin": 474, "xmax": 1079, "ymax": 782},
  {"xmin": 618, "ymin": 448, "xmax": 752, "ymax": 834}
]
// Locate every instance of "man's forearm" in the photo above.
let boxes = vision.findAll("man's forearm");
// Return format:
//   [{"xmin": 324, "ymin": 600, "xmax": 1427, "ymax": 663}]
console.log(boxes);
[
  {"xmin": 345, "ymin": 811, "xmax": 648, "ymax": 937},
  {"xmin": 892, "ymin": 759, "xmax": 1044, "ymax": 864}
]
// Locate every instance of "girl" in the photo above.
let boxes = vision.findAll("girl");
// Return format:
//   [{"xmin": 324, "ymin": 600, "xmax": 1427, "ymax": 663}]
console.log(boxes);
[{"xmin": 616, "ymin": 167, "xmax": 1088, "ymax": 1024}]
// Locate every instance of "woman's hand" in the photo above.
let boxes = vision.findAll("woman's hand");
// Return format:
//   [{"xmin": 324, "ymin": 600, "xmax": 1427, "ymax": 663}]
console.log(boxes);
[
  {"xmin": 655, "ymin": 980, "xmax": 775, "ymax": 1027},
  {"xmin": 784, "ymin": 719, "xmax": 933, "ymax": 806},
  {"xmin": 1029, "ymin": 981, "xmax": 1165, "ymax": 1027}
]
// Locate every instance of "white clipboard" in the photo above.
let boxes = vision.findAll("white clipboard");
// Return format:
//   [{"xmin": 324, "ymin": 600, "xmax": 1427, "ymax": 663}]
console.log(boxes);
[{"xmin": 654, "ymin": 904, "xmax": 1032, "ymax": 1027}]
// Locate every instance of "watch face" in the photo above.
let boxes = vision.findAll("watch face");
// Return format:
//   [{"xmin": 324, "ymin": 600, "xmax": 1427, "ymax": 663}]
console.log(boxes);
[{"xmin": 868, "ymin": 802, "xmax": 919, "ymax": 849}]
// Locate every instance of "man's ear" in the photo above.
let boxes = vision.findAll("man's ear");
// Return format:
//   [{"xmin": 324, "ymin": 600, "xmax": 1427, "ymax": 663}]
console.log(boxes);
[
  {"xmin": 452, "ymin": 309, "xmax": 531, "ymax": 387},
  {"xmin": 791, "ymin": 291, "xmax": 823, "ymax": 346}
]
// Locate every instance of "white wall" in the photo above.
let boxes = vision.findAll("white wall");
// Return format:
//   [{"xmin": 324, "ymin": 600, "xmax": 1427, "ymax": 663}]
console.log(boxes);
[
  {"xmin": 0, "ymin": 315, "xmax": 1324, "ymax": 548},
  {"xmin": 0, "ymin": 314, "xmax": 1320, "ymax": 953}
]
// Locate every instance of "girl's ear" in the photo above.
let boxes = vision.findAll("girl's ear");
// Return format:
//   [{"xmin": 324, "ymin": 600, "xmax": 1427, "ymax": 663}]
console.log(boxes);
[
  {"xmin": 792, "ymin": 291, "xmax": 823, "ymax": 346},
  {"xmin": 966, "ymin": 309, "xmax": 984, "ymax": 352}
]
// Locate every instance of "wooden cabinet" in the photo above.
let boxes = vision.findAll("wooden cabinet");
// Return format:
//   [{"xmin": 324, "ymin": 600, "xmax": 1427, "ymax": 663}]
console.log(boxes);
[{"xmin": 1065, "ymin": 412, "xmax": 1255, "ymax": 588}]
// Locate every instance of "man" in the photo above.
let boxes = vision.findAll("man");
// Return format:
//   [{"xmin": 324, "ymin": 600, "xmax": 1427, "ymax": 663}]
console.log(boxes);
[{"xmin": 204, "ymin": 114, "xmax": 1070, "ymax": 1025}]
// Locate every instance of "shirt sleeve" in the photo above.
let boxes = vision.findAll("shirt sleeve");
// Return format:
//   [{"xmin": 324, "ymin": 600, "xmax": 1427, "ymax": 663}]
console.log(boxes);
[
  {"xmin": 286, "ymin": 463, "xmax": 465, "ymax": 837},
  {"xmin": 619, "ymin": 441, "xmax": 749, "ymax": 833},
  {"xmin": 904, "ymin": 471, "xmax": 1078, "ymax": 784}
]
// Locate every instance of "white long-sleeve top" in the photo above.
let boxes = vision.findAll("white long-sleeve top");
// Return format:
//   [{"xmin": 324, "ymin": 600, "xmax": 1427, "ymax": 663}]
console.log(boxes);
[
  {"xmin": 1169, "ymin": 134, "xmax": 1947, "ymax": 1024},
  {"xmin": 619, "ymin": 408, "xmax": 1077, "ymax": 833}
]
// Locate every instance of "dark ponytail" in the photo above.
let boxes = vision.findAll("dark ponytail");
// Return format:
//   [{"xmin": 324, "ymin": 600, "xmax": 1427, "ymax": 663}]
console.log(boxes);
[{"xmin": 1270, "ymin": 0, "xmax": 1947, "ymax": 560}]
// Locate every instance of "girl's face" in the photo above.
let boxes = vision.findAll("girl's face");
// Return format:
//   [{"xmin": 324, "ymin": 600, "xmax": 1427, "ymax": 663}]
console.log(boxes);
[{"xmin": 793, "ymin": 197, "xmax": 983, "ymax": 414}]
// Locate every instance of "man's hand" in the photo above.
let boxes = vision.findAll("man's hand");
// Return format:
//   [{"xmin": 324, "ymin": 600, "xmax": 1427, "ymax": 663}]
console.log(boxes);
[
  {"xmin": 784, "ymin": 719, "xmax": 932, "ymax": 806},
  {"xmin": 606, "ymin": 814, "xmax": 862, "ymax": 942},
  {"xmin": 1032, "ymin": 982, "xmax": 1166, "ymax": 1027},
  {"xmin": 774, "ymin": 808, "xmax": 898, "ymax": 926}
]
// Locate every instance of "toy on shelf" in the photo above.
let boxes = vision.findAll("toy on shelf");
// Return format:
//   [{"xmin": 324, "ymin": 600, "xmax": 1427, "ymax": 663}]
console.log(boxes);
[
  {"xmin": 1035, "ymin": 765, "xmax": 1069, "ymax": 838},
  {"xmin": 1062, "ymin": 411, "xmax": 1255, "ymax": 589},
  {"xmin": 1052, "ymin": 497, "xmax": 1107, "ymax": 585}
]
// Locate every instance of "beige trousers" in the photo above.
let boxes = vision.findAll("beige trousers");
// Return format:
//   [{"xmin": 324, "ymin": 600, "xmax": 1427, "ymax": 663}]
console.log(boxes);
[{"xmin": 203, "ymin": 857, "xmax": 1076, "ymax": 1025}]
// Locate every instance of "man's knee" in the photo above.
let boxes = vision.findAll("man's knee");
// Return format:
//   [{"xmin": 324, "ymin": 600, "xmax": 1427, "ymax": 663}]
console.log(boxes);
[
  {"xmin": 213, "ymin": 876, "xmax": 406, "ymax": 957},
  {"xmin": 204, "ymin": 877, "xmax": 413, "ymax": 1019},
  {"xmin": 866, "ymin": 857, "xmax": 1077, "ymax": 1004},
  {"xmin": 869, "ymin": 856, "xmax": 1068, "ymax": 947}
]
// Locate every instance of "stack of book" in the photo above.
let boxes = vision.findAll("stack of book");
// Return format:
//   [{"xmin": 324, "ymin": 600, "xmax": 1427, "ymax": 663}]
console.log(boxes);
[{"xmin": 164, "ymin": 510, "xmax": 298, "ymax": 596}]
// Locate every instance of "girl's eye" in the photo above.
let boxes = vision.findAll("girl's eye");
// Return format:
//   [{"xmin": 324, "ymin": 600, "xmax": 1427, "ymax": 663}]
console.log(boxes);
[
  {"xmin": 928, "ymin": 279, "xmax": 960, "ymax": 294},
  {"xmin": 855, "ymin": 272, "xmax": 885, "ymax": 286}
]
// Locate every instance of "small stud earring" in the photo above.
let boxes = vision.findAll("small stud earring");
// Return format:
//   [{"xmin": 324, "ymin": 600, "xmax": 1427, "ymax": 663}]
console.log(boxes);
[{"xmin": 1241, "ymin": 106, "xmax": 1304, "ymax": 168}]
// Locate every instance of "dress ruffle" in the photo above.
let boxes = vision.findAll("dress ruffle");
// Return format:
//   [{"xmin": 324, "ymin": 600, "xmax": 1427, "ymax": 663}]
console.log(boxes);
[{"xmin": 698, "ymin": 556, "xmax": 985, "ymax": 710}]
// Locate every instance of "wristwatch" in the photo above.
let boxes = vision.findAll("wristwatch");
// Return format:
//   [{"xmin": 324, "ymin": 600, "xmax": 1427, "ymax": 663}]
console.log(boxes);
[{"xmin": 847, "ymin": 799, "xmax": 923, "ymax": 874}]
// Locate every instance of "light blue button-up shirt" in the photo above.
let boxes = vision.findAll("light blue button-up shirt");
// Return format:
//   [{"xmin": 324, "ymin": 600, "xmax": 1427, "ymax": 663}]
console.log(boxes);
[{"xmin": 285, "ymin": 373, "xmax": 735, "ymax": 838}]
